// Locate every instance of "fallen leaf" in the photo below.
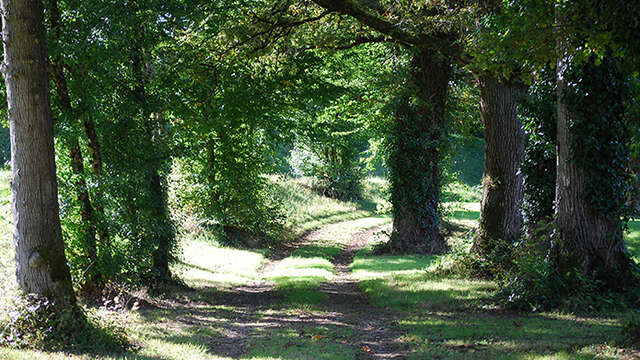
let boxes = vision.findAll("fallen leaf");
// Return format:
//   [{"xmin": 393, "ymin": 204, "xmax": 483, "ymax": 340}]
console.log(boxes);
[
  {"xmin": 362, "ymin": 345, "xmax": 372, "ymax": 353},
  {"xmin": 312, "ymin": 335, "xmax": 327, "ymax": 340}
]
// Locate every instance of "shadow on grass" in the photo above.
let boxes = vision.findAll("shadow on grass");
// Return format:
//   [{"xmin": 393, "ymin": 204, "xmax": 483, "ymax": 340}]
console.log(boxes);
[
  {"xmin": 291, "ymin": 245, "xmax": 342, "ymax": 259},
  {"xmin": 131, "ymin": 280, "xmax": 623, "ymax": 360},
  {"xmin": 134, "ymin": 285, "xmax": 362, "ymax": 360},
  {"xmin": 355, "ymin": 269, "xmax": 623, "ymax": 359},
  {"xmin": 354, "ymin": 199, "xmax": 377, "ymax": 212},
  {"xmin": 360, "ymin": 273, "xmax": 496, "ymax": 312},
  {"xmin": 399, "ymin": 311, "xmax": 621, "ymax": 359}
]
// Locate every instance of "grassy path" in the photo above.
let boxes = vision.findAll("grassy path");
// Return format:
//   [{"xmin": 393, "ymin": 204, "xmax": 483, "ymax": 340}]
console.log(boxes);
[
  {"xmin": 161, "ymin": 216, "xmax": 401, "ymax": 360},
  {"xmin": 2, "ymin": 204, "xmax": 640, "ymax": 359}
]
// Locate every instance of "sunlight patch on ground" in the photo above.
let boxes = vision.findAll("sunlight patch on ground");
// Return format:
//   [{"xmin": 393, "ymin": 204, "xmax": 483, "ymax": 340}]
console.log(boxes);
[
  {"xmin": 176, "ymin": 238, "xmax": 266, "ymax": 289},
  {"xmin": 263, "ymin": 257, "xmax": 335, "ymax": 288},
  {"xmin": 626, "ymin": 219, "xmax": 640, "ymax": 262},
  {"xmin": 351, "ymin": 254, "xmax": 438, "ymax": 280},
  {"xmin": 263, "ymin": 216, "xmax": 392, "ymax": 290}
]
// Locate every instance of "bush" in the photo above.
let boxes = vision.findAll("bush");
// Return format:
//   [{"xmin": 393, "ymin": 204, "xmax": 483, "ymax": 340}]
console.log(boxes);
[
  {"xmin": 0, "ymin": 295, "xmax": 129, "ymax": 352},
  {"xmin": 310, "ymin": 161, "xmax": 364, "ymax": 201}
]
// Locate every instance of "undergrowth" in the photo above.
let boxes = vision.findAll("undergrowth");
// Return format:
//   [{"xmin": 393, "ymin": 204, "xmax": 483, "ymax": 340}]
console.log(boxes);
[{"xmin": 0, "ymin": 295, "xmax": 128, "ymax": 353}]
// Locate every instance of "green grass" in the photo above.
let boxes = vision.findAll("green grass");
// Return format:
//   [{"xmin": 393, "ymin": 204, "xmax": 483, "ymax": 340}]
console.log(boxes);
[
  {"xmin": 175, "ymin": 236, "xmax": 267, "ymax": 289},
  {"xmin": 264, "ymin": 216, "xmax": 391, "ymax": 291},
  {"xmin": 626, "ymin": 219, "xmax": 640, "ymax": 262},
  {"xmin": 273, "ymin": 175, "xmax": 388, "ymax": 235},
  {"xmin": 452, "ymin": 136, "xmax": 485, "ymax": 186},
  {"xmin": 349, "ymin": 188, "xmax": 635, "ymax": 359},
  {"xmin": 1, "ymin": 169, "xmax": 639, "ymax": 359}
]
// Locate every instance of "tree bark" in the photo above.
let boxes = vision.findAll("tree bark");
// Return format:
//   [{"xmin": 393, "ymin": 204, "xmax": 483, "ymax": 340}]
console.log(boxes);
[
  {"xmin": 384, "ymin": 51, "xmax": 450, "ymax": 254},
  {"xmin": 555, "ymin": 6, "xmax": 633, "ymax": 288},
  {"xmin": 472, "ymin": 75, "xmax": 526, "ymax": 257},
  {"xmin": 1, "ymin": 0, "xmax": 75, "ymax": 302}
]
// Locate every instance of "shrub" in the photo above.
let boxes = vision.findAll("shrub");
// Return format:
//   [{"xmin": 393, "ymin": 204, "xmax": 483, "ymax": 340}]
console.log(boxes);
[
  {"xmin": 0, "ymin": 295, "xmax": 129, "ymax": 352},
  {"xmin": 310, "ymin": 161, "xmax": 364, "ymax": 201}
]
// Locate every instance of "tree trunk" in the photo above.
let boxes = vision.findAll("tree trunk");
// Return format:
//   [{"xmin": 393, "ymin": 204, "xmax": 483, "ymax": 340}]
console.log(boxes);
[
  {"xmin": 384, "ymin": 51, "xmax": 450, "ymax": 254},
  {"xmin": 48, "ymin": 0, "xmax": 108, "ymax": 292},
  {"xmin": 555, "ymin": 6, "xmax": 633, "ymax": 288},
  {"xmin": 1, "ymin": 0, "xmax": 75, "ymax": 302},
  {"xmin": 81, "ymin": 115, "xmax": 109, "ymax": 244},
  {"xmin": 131, "ymin": 49, "xmax": 174, "ymax": 282},
  {"xmin": 472, "ymin": 75, "xmax": 526, "ymax": 257}
]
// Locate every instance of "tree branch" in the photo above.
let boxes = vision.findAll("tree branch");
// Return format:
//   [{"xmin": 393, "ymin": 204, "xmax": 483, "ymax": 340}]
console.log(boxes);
[
  {"xmin": 311, "ymin": 0, "xmax": 460, "ymax": 57},
  {"xmin": 311, "ymin": 0, "xmax": 420, "ymax": 47}
]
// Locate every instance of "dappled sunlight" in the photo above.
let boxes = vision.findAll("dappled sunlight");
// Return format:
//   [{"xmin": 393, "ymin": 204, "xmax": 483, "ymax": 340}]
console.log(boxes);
[
  {"xmin": 399, "ymin": 311, "xmax": 621, "ymax": 360},
  {"xmin": 312, "ymin": 215, "xmax": 392, "ymax": 246},
  {"xmin": 359, "ymin": 273, "xmax": 496, "ymax": 311},
  {"xmin": 272, "ymin": 176, "xmax": 379, "ymax": 235},
  {"xmin": 244, "ymin": 325, "xmax": 358, "ymax": 360}
]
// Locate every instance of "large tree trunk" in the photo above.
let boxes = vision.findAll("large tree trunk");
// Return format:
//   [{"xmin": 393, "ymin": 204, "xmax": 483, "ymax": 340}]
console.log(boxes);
[
  {"xmin": 472, "ymin": 75, "xmax": 526, "ymax": 257},
  {"xmin": 1, "ymin": 0, "xmax": 75, "ymax": 302},
  {"xmin": 555, "ymin": 6, "xmax": 633, "ymax": 288},
  {"xmin": 555, "ymin": 77, "xmax": 632, "ymax": 287},
  {"xmin": 384, "ymin": 51, "xmax": 450, "ymax": 254}
]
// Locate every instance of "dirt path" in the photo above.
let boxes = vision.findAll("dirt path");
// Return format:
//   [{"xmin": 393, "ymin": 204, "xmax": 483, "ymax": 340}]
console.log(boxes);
[
  {"xmin": 180, "ymin": 220, "xmax": 408, "ymax": 359},
  {"xmin": 317, "ymin": 226, "xmax": 407, "ymax": 359}
]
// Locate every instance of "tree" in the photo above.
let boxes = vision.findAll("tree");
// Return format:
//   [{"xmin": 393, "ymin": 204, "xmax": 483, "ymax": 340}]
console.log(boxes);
[
  {"xmin": 385, "ymin": 50, "xmax": 451, "ymax": 253},
  {"xmin": 309, "ymin": 0, "xmax": 470, "ymax": 253},
  {"xmin": 466, "ymin": 1, "xmax": 531, "ymax": 259},
  {"xmin": 1, "ymin": 0, "xmax": 75, "ymax": 302},
  {"xmin": 553, "ymin": 1, "xmax": 638, "ymax": 289},
  {"xmin": 472, "ymin": 74, "xmax": 526, "ymax": 258},
  {"xmin": 47, "ymin": 0, "xmax": 106, "ymax": 293}
]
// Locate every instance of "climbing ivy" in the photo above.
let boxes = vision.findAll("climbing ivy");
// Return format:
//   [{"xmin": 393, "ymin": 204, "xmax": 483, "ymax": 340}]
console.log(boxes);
[{"xmin": 564, "ymin": 54, "xmax": 633, "ymax": 221}]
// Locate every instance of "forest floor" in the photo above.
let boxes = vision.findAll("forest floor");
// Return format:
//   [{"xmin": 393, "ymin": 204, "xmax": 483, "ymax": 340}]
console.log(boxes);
[{"xmin": 0, "ymin": 174, "xmax": 639, "ymax": 359}]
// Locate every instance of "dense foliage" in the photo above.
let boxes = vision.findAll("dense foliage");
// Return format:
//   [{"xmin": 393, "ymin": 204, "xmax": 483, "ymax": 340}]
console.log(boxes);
[
  {"xmin": 520, "ymin": 68, "xmax": 557, "ymax": 234},
  {"xmin": 2, "ymin": 3, "xmax": 640, "ymax": 352}
]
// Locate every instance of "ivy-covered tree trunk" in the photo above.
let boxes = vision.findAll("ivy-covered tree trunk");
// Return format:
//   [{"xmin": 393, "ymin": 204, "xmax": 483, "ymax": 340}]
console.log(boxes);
[
  {"xmin": 472, "ymin": 75, "xmax": 526, "ymax": 257},
  {"xmin": 555, "ymin": 37, "xmax": 634, "ymax": 288},
  {"xmin": 385, "ymin": 51, "xmax": 450, "ymax": 254},
  {"xmin": 1, "ymin": 0, "xmax": 75, "ymax": 302}
]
